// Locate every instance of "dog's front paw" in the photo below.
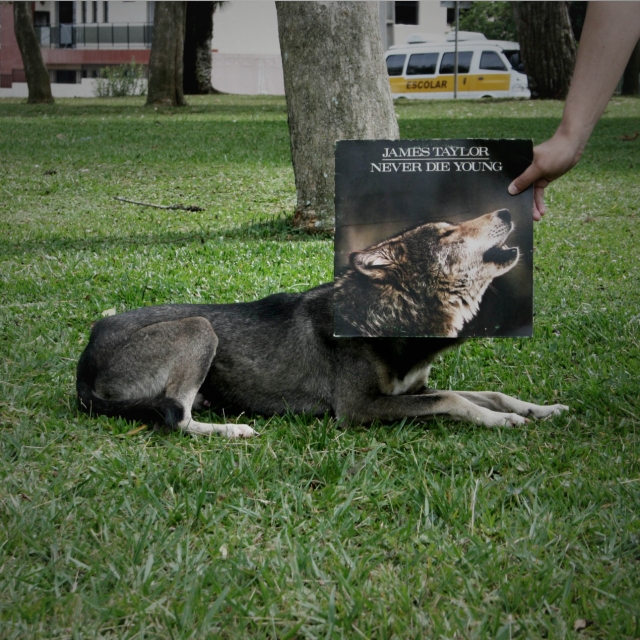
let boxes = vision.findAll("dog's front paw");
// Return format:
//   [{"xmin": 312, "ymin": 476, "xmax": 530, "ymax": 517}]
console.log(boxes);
[
  {"xmin": 503, "ymin": 412, "xmax": 528, "ymax": 427},
  {"xmin": 548, "ymin": 403, "xmax": 569, "ymax": 416},
  {"xmin": 530, "ymin": 403, "xmax": 570, "ymax": 419},
  {"xmin": 495, "ymin": 412, "xmax": 528, "ymax": 427},
  {"xmin": 224, "ymin": 424, "xmax": 258, "ymax": 439}
]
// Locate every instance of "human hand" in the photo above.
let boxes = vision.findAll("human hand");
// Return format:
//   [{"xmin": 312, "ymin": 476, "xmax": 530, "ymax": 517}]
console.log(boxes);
[{"xmin": 508, "ymin": 132, "xmax": 585, "ymax": 221}]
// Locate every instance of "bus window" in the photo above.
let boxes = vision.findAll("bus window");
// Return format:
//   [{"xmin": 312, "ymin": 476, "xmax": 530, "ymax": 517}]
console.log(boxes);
[
  {"xmin": 439, "ymin": 51, "xmax": 473, "ymax": 74},
  {"xmin": 386, "ymin": 54, "xmax": 406, "ymax": 76},
  {"xmin": 503, "ymin": 50, "xmax": 525, "ymax": 72},
  {"xmin": 406, "ymin": 52, "xmax": 439, "ymax": 76},
  {"xmin": 480, "ymin": 51, "xmax": 507, "ymax": 71}
]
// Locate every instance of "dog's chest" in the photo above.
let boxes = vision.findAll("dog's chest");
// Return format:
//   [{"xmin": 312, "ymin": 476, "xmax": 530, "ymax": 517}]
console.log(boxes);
[{"xmin": 389, "ymin": 363, "xmax": 432, "ymax": 395}]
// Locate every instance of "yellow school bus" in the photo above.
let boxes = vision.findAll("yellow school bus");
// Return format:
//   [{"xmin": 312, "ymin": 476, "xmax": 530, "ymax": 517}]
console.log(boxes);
[{"xmin": 385, "ymin": 42, "xmax": 530, "ymax": 100}]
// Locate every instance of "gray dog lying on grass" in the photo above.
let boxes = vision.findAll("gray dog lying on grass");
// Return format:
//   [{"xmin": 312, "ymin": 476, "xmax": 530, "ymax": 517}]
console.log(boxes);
[{"xmin": 77, "ymin": 210, "xmax": 568, "ymax": 437}]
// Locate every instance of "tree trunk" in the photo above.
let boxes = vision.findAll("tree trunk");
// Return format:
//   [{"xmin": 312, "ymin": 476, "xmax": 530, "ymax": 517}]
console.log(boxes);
[
  {"xmin": 621, "ymin": 39, "xmax": 640, "ymax": 96},
  {"xmin": 512, "ymin": 2, "xmax": 576, "ymax": 100},
  {"xmin": 146, "ymin": 1, "xmax": 187, "ymax": 106},
  {"xmin": 13, "ymin": 2, "xmax": 54, "ymax": 104},
  {"xmin": 183, "ymin": 1, "xmax": 224, "ymax": 95},
  {"xmin": 276, "ymin": 1, "xmax": 399, "ymax": 232}
]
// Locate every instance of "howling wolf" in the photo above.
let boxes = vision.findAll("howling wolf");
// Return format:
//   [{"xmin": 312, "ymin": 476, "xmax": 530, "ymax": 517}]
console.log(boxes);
[{"xmin": 335, "ymin": 209, "xmax": 520, "ymax": 337}]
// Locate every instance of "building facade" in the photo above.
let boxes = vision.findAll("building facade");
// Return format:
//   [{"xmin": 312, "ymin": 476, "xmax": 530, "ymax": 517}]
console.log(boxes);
[
  {"xmin": 0, "ymin": 1, "xmax": 151, "ymax": 96},
  {"xmin": 0, "ymin": 1, "xmax": 450, "ymax": 97}
]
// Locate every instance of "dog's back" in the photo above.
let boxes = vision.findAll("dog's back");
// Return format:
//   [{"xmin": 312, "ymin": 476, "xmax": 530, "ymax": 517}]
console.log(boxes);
[
  {"xmin": 202, "ymin": 285, "xmax": 337, "ymax": 415},
  {"xmin": 77, "ymin": 285, "xmax": 338, "ymax": 421}
]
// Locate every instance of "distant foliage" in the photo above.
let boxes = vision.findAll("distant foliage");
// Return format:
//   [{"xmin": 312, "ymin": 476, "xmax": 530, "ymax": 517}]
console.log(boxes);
[
  {"xmin": 94, "ymin": 62, "xmax": 146, "ymax": 97},
  {"xmin": 458, "ymin": 2, "xmax": 517, "ymax": 41}
]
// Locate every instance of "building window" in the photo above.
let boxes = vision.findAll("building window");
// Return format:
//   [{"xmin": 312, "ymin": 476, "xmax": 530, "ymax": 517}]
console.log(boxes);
[
  {"xmin": 33, "ymin": 11, "xmax": 50, "ymax": 26},
  {"xmin": 58, "ymin": 1, "xmax": 74, "ymax": 24},
  {"xmin": 81, "ymin": 2, "xmax": 87, "ymax": 23},
  {"xmin": 444, "ymin": 2, "xmax": 472, "ymax": 26},
  {"xmin": 395, "ymin": 1, "xmax": 419, "ymax": 26},
  {"xmin": 33, "ymin": 11, "xmax": 51, "ymax": 46},
  {"xmin": 92, "ymin": 1, "xmax": 98, "ymax": 23},
  {"xmin": 56, "ymin": 70, "xmax": 77, "ymax": 84},
  {"xmin": 103, "ymin": 1, "xmax": 109, "ymax": 23}
]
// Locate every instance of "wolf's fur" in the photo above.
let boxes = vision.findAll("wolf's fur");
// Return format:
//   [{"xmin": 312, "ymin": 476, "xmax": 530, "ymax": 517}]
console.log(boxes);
[{"xmin": 76, "ymin": 209, "xmax": 567, "ymax": 437}]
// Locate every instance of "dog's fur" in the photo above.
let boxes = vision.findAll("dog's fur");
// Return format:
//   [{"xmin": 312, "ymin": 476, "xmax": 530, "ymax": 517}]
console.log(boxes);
[
  {"xmin": 335, "ymin": 209, "xmax": 520, "ymax": 337},
  {"xmin": 76, "ymin": 209, "xmax": 567, "ymax": 438}
]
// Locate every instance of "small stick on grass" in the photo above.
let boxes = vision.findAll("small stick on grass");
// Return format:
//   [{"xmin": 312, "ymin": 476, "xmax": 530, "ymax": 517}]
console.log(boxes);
[
  {"xmin": 114, "ymin": 196, "xmax": 204, "ymax": 212},
  {"xmin": 470, "ymin": 479, "xmax": 480, "ymax": 535}
]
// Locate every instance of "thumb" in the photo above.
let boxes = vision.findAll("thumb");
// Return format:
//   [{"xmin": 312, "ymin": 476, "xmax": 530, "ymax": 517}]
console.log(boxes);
[{"xmin": 508, "ymin": 163, "xmax": 543, "ymax": 195}]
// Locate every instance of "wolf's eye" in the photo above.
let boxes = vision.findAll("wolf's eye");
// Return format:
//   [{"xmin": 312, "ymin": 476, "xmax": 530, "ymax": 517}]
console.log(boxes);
[{"xmin": 441, "ymin": 229, "xmax": 456, "ymax": 238}]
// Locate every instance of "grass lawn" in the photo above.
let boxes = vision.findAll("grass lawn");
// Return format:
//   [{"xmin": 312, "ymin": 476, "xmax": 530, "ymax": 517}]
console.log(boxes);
[{"xmin": 0, "ymin": 94, "xmax": 639, "ymax": 639}]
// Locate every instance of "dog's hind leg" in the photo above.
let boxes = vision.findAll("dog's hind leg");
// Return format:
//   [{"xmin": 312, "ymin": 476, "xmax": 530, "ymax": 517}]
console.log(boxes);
[
  {"xmin": 177, "ymin": 414, "xmax": 257, "ymax": 439},
  {"xmin": 452, "ymin": 392, "xmax": 568, "ymax": 419},
  {"xmin": 166, "ymin": 370, "xmax": 256, "ymax": 439},
  {"xmin": 90, "ymin": 317, "xmax": 256, "ymax": 438}
]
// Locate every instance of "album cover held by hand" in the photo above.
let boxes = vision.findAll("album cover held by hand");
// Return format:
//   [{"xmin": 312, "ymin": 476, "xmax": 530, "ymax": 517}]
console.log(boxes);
[{"xmin": 334, "ymin": 139, "xmax": 534, "ymax": 338}]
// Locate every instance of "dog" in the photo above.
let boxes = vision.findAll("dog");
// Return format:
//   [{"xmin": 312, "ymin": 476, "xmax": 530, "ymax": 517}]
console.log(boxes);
[
  {"xmin": 335, "ymin": 208, "xmax": 520, "ymax": 337},
  {"xmin": 76, "ymin": 209, "xmax": 567, "ymax": 438}
]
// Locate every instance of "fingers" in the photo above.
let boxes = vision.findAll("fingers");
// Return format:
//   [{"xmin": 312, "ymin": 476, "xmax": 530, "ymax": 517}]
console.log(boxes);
[
  {"xmin": 508, "ymin": 136, "xmax": 569, "ymax": 196},
  {"xmin": 533, "ymin": 183, "xmax": 547, "ymax": 220},
  {"xmin": 532, "ymin": 191, "xmax": 547, "ymax": 220},
  {"xmin": 508, "ymin": 162, "xmax": 545, "ymax": 196},
  {"xmin": 507, "ymin": 150, "xmax": 550, "ymax": 218},
  {"xmin": 510, "ymin": 168, "xmax": 549, "ymax": 221},
  {"xmin": 508, "ymin": 132, "xmax": 583, "ymax": 219}
]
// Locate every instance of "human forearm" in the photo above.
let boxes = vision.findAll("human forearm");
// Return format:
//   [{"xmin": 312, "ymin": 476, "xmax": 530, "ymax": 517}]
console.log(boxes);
[
  {"xmin": 509, "ymin": 2, "xmax": 640, "ymax": 218},
  {"xmin": 557, "ymin": 1, "xmax": 640, "ymax": 157}
]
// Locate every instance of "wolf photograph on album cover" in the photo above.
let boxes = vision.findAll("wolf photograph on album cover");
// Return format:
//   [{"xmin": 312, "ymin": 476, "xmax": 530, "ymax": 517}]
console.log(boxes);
[{"xmin": 334, "ymin": 139, "xmax": 534, "ymax": 339}]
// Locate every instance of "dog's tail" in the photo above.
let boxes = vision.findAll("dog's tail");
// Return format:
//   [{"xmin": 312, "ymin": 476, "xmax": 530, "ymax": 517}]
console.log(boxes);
[{"xmin": 76, "ymin": 381, "xmax": 184, "ymax": 427}]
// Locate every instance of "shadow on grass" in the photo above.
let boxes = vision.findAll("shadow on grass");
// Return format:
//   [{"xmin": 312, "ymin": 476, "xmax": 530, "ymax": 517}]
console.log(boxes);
[
  {"xmin": 0, "ymin": 216, "xmax": 329, "ymax": 258},
  {"xmin": 225, "ymin": 215, "xmax": 333, "ymax": 241}
]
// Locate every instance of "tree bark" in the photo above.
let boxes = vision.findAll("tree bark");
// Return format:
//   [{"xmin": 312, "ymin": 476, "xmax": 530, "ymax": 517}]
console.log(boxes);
[
  {"xmin": 13, "ymin": 2, "xmax": 54, "ymax": 104},
  {"xmin": 277, "ymin": 1, "xmax": 399, "ymax": 232},
  {"xmin": 512, "ymin": 2, "xmax": 576, "ymax": 100},
  {"xmin": 621, "ymin": 39, "xmax": 640, "ymax": 96},
  {"xmin": 146, "ymin": 1, "xmax": 187, "ymax": 106},
  {"xmin": 183, "ymin": 1, "xmax": 223, "ymax": 94}
]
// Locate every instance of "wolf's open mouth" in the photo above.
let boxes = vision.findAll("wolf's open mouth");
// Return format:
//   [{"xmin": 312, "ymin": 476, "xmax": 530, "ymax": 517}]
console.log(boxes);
[{"xmin": 483, "ymin": 244, "xmax": 518, "ymax": 265}]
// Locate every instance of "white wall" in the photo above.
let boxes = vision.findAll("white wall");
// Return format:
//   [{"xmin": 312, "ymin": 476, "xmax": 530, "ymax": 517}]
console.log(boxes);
[
  {"xmin": 0, "ymin": 78, "xmax": 147, "ymax": 98},
  {"xmin": 212, "ymin": 1, "xmax": 281, "ymax": 55},
  {"xmin": 210, "ymin": 1, "xmax": 283, "ymax": 94},
  {"xmin": 212, "ymin": 53, "xmax": 284, "ymax": 95},
  {"xmin": 103, "ymin": 1, "xmax": 149, "ymax": 23}
]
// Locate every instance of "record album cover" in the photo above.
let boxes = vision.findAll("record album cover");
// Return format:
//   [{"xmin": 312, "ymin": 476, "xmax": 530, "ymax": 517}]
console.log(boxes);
[{"xmin": 334, "ymin": 139, "xmax": 534, "ymax": 338}]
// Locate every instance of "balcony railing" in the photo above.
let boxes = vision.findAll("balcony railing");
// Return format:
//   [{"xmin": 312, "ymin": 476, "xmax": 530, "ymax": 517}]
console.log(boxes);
[{"xmin": 36, "ymin": 23, "xmax": 153, "ymax": 49}]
